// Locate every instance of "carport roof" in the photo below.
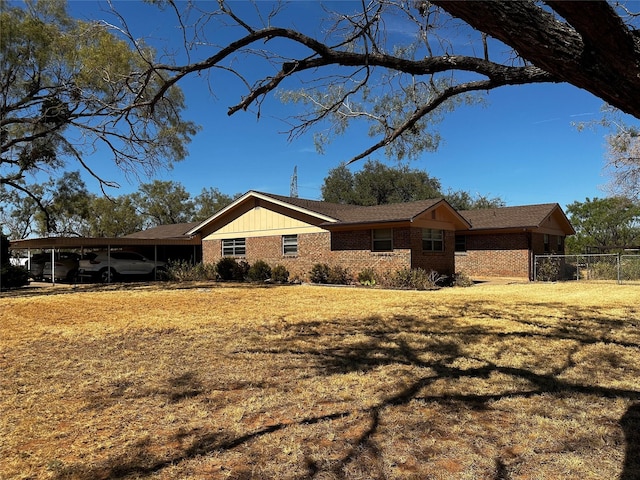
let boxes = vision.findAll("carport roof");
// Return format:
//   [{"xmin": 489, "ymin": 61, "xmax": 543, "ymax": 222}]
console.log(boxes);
[{"xmin": 9, "ymin": 232, "xmax": 201, "ymax": 250}]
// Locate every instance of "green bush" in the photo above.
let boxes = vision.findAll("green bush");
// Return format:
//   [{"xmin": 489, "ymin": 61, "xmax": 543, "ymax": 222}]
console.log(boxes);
[
  {"xmin": 272, "ymin": 264, "xmax": 290, "ymax": 283},
  {"xmin": 357, "ymin": 267, "xmax": 377, "ymax": 286},
  {"xmin": 0, "ymin": 264, "xmax": 30, "ymax": 290},
  {"xmin": 247, "ymin": 260, "xmax": 272, "ymax": 282},
  {"xmin": 310, "ymin": 263, "xmax": 330, "ymax": 284},
  {"xmin": 216, "ymin": 257, "xmax": 248, "ymax": 281}
]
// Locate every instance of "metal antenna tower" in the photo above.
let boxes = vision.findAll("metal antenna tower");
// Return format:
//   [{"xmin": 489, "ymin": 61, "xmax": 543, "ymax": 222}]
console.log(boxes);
[{"xmin": 290, "ymin": 165, "xmax": 298, "ymax": 198}]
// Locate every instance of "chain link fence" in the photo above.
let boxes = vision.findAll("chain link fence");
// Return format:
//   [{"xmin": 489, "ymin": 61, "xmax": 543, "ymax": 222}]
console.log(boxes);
[{"xmin": 534, "ymin": 254, "xmax": 640, "ymax": 284}]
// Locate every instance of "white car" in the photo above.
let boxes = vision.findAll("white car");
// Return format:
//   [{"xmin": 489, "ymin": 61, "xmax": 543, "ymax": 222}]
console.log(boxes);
[{"xmin": 78, "ymin": 251, "xmax": 166, "ymax": 283}]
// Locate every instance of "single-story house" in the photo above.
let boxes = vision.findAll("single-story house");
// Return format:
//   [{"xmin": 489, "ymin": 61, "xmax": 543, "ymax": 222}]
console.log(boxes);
[
  {"xmin": 455, "ymin": 204, "xmax": 576, "ymax": 279},
  {"xmin": 185, "ymin": 191, "xmax": 575, "ymax": 281},
  {"xmin": 10, "ymin": 191, "xmax": 575, "ymax": 282}
]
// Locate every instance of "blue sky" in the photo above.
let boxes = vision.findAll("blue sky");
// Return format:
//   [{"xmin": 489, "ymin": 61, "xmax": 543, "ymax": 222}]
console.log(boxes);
[{"xmin": 67, "ymin": 1, "xmax": 622, "ymax": 210}]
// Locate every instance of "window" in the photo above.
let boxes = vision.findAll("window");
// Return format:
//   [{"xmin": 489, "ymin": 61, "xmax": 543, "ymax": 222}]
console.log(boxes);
[
  {"xmin": 372, "ymin": 228, "xmax": 393, "ymax": 251},
  {"xmin": 455, "ymin": 235, "xmax": 467, "ymax": 252},
  {"xmin": 423, "ymin": 229, "xmax": 444, "ymax": 252},
  {"xmin": 544, "ymin": 234, "xmax": 550, "ymax": 253},
  {"xmin": 557, "ymin": 236, "xmax": 564, "ymax": 252},
  {"xmin": 283, "ymin": 235, "xmax": 298, "ymax": 255},
  {"xmin": 222, "ymin": 238, "xmax": 246, "ymax": 256}
]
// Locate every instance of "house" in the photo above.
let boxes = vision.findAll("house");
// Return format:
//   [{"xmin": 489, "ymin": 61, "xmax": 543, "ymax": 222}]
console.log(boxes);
[
  {"xmin": 187, "ymin": 191, "xmax": 471, "ymax": 281},
  {"xmin": 455, "ymin": 204, "xmax": 576, "ymax": 279}
]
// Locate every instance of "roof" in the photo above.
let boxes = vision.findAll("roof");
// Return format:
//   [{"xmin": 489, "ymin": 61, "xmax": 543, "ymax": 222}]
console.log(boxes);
[
  {"xmin": 188, "ymin": 191, "xmax": 470, "ymax": 232},
  {"xmin": 459, "ymin": 203, "xmax": 575, "ymax": 233},
  {"xmin": 124, "ymin": 222, "xmax": 200, "ymax": 239}
]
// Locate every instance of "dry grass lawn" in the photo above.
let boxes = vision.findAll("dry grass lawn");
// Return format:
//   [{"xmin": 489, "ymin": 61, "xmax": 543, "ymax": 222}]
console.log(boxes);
[{"xmin": 1, "ymin": 281, "xmax": 639, "ymax": 479}]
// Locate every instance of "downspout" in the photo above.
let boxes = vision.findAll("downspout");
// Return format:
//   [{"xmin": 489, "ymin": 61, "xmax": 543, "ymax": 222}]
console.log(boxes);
[{"xmin": 527, "ymin": 231, "xmax": 533, "ymax": 281}]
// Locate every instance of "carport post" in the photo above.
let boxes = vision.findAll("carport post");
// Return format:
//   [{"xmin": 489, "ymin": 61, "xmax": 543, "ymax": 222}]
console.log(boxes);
[
  {"xmin": 51, "ymin": 248, "xmax": 55, "ymax": 285},
  {"xmin": 107, "ymin": 244, "xmax": 111, "ymax": 283},
  {"xmin": 154, "ymin": 244, "xmax": 158, "ymax": 281}
]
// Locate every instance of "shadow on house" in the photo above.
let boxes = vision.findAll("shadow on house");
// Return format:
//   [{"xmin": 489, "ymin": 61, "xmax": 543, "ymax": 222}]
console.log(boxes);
[{"xmin": 620, "ymin": 403, "xmax": 640, "ymax": 480}]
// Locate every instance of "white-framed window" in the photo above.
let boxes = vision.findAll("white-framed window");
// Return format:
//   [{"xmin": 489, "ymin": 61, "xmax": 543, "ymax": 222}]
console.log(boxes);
[
  {"xmin": 372, "ymin": 228, "xmax": 393, "ymax": 251},
  {"xmin": 222, "ymin": 238, "xmax": 246, "ymax": 256},
  {"xmin": 283, "ymin": 234, "xmax": 298, "ymax": 255},
  {"xmin": 422, "ymin": 228, "xmax": 444, "ymax": 252}
]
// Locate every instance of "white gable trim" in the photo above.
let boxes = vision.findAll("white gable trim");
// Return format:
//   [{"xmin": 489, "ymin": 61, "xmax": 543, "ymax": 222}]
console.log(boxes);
[{"xmin": 186, "ymin": 191, "xmax": 338, "ymax": 236}]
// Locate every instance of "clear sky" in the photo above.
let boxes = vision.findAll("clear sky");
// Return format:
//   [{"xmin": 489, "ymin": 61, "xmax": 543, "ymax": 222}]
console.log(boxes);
[{"xmin": 67, "ymin": 1, "xmax": 627, "ymax": 210}]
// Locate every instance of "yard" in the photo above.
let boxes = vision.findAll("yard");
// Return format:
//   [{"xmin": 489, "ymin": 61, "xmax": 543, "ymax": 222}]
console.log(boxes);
[{"xmin": 1, "ymin": 282, "xmax": 639, "ymax": 479}]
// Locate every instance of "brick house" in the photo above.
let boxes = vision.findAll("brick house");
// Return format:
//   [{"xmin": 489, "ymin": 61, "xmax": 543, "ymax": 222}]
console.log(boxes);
[
  {"xmin": 455, "ymin": 204, "xmax": 576, "ymax": 279},
  {"xmin": 188, "ymin": 191, "xmax": 470, "ymax": 281}
]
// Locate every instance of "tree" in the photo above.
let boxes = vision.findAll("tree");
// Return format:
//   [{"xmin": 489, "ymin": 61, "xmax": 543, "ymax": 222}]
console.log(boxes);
[
  {"xmin": 0, "ymin": 0, "xmax": 198, "ymax": 222},
  {"xmin": 84, "ymin": 195, "xmax": 143, "ymax": 237},
  {"xmin": 121, "ymin": 1, "xmax": 639, "ymax": 168},
  {"xmin": 322, "ymin": 160, "xmax": 441, "ymax": 206},
  {"xmin": 565, "ymin": 197, "xmax": 640, "ymax": 254},
  {"xmin": 193, "ymin": 187, "xmax": 239, "ymax": 221},
  {"xmin": 132, "ymin": 180, "xmax": 195, "ymax": 227},
  {"xmin": 443, "ymin": 189, "xmax": 506, "ymax": 211}
]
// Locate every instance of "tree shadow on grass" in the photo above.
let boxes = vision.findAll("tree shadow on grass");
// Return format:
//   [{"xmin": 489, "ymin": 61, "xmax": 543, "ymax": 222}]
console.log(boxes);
[
  {"xmin": 620, "ymin": 403, "xmax": 640, "ymax": 480},
  {"xmin": 55, "ymin": 302, "xmax": 640, "ymax": 479}
]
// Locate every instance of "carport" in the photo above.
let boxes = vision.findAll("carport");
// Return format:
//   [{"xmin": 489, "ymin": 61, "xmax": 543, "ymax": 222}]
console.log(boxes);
[{"xmin": 9, "ymin": 232, "xmax": 202, "ymax": 284}]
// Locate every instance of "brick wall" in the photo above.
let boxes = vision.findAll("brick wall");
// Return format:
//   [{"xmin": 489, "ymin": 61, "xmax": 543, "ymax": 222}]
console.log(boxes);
[
  {"xmin": 455, "ymin": 233, "xmax": 531, "ymax": 278},
  {"xmin": 202, "ymin": 226, "xmax": 454, "ymax": 281}
]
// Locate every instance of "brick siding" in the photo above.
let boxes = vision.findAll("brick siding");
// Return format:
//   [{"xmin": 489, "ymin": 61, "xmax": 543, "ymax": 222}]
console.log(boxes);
[{"xmin": 203, "ymin": 226, "xmax": 454, "ymax": 281}]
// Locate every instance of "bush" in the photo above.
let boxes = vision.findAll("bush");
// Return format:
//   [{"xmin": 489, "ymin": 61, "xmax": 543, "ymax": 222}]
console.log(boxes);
[
  {"xmin": 391, "ymin": 267, "xmax": 443, "ymax": 290},
  {"xmin": 247, "ymin": 260, "xmax": 272, "ymax": 282},
  {"xmin": 536, "ymin": 257, "xmax": 561, "ymax": 281},
  {"xmin": 327, "ymin": 265, "xmax": 350, "ymax": 285},
  {"xmin": 451, "ymin": 271, "xmax": 474, "ymax": 287},
  {"xmin": 310, "ymin": 263, "xmax": 330, "ymax": 284},
  {"xmin": 272, "ymin": 264, "xmax": 290, "ymax": 283},
  {"xmin": 165, "ymin": 261, "xmax": 217, "ymax": 282},
  {"xmin": 358, "ymin": 267, "xmax": 377, "ymax": 286},
  {"xmin": 0, "ymin": 264, "xmax": 30, "ymax": 290},
  {"xmin": 588, "ymin": 260, "xmax": 617, "ymax": 280},
  {"xmin": 216, "ymin": 257, "xmax": 248, "ymax": 281}
]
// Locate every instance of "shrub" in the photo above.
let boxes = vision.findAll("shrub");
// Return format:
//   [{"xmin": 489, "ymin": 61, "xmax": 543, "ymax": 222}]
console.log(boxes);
[
  {"xmin": 391, "ymin": 267, "xmax": 443, "ymax": 290},
  {"xmin": 451, "ymin": 271, "xmax": 474, "ymax": 287},
  {"xmin": 0, "ymin": 264, "xmax": 30, "ymax": 290},
  {"xmin": 272, "ymin": 264, "xmax": 290, "ymax": 283},
  {"xmin": 216, "ymin": 257, "xmax": 249, "ymax": 281},
  {"xmin": 247, "ymin": 260, "xmax": 272, "ymax": 282},
  {"xmin": 536, "ymin": 257, "xmax": 561, "ymax": 281},
  {"xmin": 588, "ymin": 260, "xmax": 617, "ymax": 280},
  {"xmin": 165, "ymin": 261, "xmax": 217, "ymax": 282},
  {"xmin": 358, "ymin": 267, "xmax": 377, "ymax": 287},
  {"xmin": 327, "ymin": 265, "xmax": 350, "ymax": 285},
  {"xmin": 310, "ymin": 263, "xmax": 330, "ymax": 284}
]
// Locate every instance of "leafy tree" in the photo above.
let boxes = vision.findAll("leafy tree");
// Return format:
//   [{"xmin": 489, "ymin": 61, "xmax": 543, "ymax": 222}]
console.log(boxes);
[
  {"xmin": 132, "ymin": 180, "xmax": 195, "ymax": 227},
  {"xmin": 84, "ymin": 195, "xmax": 143, "ymax": 237},
  {"xmin": 119, "ymin": 1, "xmax": 640, "ymax": 167},
  {"xmin": 565, "ymin": 197, "xmax": 640, "ymax": 254},
  {"xmin": 193, "ymin": 187, "xmax": 239, "ymax": 221},
  {"xmin": 321, "ymin": 160, "xmax": 504, "ymax": 208},
  {"xmin": 322, "ymin": 160, "xmax": 441, "ymax": 206},
  {"xmin": 444, "ymin": 189, "xmax": 506, "ymax": 211},
  {"xmin": 0, "ymin": 0, "xmax": 198, "ymax": 224}
]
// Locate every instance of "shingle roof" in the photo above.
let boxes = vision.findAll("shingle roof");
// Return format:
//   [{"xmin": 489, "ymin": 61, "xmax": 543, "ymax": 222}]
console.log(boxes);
[
  {"xmin": 459, "ymin": 204, "xmax": 561, "ymax": 230},
  {"xmin": 257, "ymin": 192, "xmax": 446, "ymax": 225},
  {"xmin": 124, "ymin": 222, "xmax": 200, "ymax": 239}
]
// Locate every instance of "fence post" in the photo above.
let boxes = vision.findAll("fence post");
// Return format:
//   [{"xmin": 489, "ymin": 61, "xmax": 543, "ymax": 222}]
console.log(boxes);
[{"xmin": 617, "ymin": 253, "xmax": 621, "ymax": 284}]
